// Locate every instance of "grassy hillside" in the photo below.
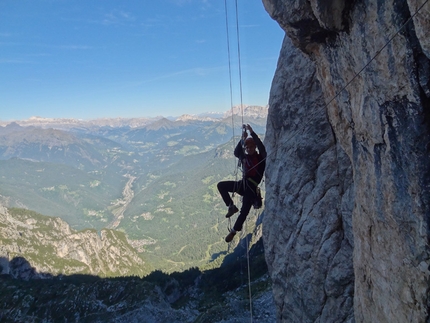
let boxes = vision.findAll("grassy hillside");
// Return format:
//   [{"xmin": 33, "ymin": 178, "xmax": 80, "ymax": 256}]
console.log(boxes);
[
  {"xmin": 0, "ymin": 159, "xmax": 125, "ymax": 229},
  {"xmin": 120, "ymin": 139, "xmax": 266, "ymax": 271}
]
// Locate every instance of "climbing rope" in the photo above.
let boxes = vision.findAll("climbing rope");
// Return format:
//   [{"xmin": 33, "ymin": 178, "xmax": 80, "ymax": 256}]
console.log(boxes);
[
  {"xmin": 224, "ymin": 0, "xmax": 240, "ymax": 235},
  {"xmin": 224, "ymin": 0, "xmax": 241, "ymax": 238},
  {"xmin": 224, "ymin": 1, "xmax": 253, "ymax": 322},
  {"xmin": 245, "ymin": 222, "xmax": 253, "ymax": 322},
  {"xmin": 234, "ymin": 0, "xmax": 245, "ymax": 126},
  {"xmin": 224, "ymin": 0, "xmax": 235, "ymax": 155}
]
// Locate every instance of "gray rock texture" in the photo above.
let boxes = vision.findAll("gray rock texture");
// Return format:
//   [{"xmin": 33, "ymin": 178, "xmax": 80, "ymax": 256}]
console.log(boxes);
[
  {"xmin": 262, "ymin": 34, "xmax": 355, "ymax": 323},
  {"xmin": 0, "ymin": 206, "xmax": 149, "ymax": 278},
  {"xmin": 262, "ymin": 0, "xmax": 430, "ymax": 322}
]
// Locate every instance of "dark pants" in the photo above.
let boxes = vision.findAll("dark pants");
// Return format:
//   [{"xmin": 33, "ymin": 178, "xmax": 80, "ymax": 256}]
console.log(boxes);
[{"xmin": 217, "ymin": 179, "xmax": 257, "ymax": 232}]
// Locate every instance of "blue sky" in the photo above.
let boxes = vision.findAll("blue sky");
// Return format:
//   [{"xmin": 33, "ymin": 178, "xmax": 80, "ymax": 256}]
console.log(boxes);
[{"xmin": 0, "ymin": 0, "xmax": 284, "ymax": 120}]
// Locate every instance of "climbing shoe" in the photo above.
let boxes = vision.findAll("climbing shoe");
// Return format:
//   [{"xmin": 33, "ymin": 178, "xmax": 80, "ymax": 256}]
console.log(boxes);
[
  {"xmin": 225, "ymin": 205, "xmax": 239, "ymax": 218},
  {"xmin": 225, "ymin": 230, "xmax": 236, "ymax": 243}
]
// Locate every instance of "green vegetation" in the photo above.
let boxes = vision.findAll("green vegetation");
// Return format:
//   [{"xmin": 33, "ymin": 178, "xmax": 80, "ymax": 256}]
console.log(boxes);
[
  {"xmin": 0, "ymin": 237, "xmax": 270, "ymax": 322},
  {"xmin": 0, "ymin": 159, "xmax": 125, "ymax": 229},
  {"xmin": 0, "ymin": 117, "xmax": 272, "ymax": 322},
  {"xmin": 0, "ymin": 117, "xmax": 267, "ymax": 273}
]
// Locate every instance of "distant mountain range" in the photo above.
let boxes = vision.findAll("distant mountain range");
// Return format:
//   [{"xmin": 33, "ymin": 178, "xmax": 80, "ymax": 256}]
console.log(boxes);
[{"xmin": 0, "ymin": 105, "xmax": 268, "ymax": 129}]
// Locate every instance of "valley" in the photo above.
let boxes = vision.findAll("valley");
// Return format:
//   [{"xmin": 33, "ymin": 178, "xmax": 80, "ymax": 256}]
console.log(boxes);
[
  {"xmin": 0, "ymin": 106, "xmax": 268, "ymax": 274},
  {"xmin": 107, "ymin": 174, "xmax": 136, "ymax": 229}
]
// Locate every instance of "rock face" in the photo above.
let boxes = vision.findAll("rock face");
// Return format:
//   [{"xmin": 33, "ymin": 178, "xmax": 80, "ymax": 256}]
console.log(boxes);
[
  {"xmin": 0, "ymin": 206, "xmax": 150, "ymax": 278},
  {"xmin": 262, "ymin": 34, "xmax": 355, "ymax": 323},
  {"xmin": 262, "ymin": 0, "xmax": 430, "ymax": 322}
]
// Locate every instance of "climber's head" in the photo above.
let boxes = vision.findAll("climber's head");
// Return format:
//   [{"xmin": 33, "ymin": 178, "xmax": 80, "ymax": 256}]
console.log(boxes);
[{"xmin": 244, "ymin": 137, "xmax": 256, "ymax": 155}]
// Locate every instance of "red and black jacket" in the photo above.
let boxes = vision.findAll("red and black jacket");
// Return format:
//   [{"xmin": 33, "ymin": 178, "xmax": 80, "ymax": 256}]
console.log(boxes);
[{"xmin": 234, "ymin": 132, "xmax": 266, "ymax": 185}]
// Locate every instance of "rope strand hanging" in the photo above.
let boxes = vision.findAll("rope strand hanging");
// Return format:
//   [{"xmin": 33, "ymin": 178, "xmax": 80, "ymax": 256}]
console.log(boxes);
[
  {"xmin": 224, "ymin": 0, "xmax": 240, "ymax": 234},
  {"xmin": 223, "ymin": 0, "xmax": 236, "ymax": 157},
  {"xmin": 224, "ymin": 1, "xmax": 253, "ymax": 322},
  {"xmin": 234, "ymin": 0, "xmax": 245, "ymax": 126}
]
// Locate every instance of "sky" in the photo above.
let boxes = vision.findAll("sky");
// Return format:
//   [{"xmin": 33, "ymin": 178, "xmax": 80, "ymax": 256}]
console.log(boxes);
[{"xmin": 0, "ymin": 0, "xmax": 284, "ymax": 121}]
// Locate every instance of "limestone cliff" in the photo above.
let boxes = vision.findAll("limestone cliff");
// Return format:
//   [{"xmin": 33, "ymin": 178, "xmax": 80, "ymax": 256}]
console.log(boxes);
[
  {"xmin": 0, "ymin": 206, "xmax": 150, "ymax": 278},
  {"xmin": 262, "ymin": 0, "xmax": 430, "ymax": 322}
]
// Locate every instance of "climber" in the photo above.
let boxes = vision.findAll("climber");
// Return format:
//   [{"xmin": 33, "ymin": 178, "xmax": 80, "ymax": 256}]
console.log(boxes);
[{"xmin": 217, "ymin": 124, "xmax": 266, "ymax": 243}]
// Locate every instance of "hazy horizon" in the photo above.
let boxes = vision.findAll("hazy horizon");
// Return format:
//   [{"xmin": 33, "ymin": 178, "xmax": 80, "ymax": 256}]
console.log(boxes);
[{"xmin": 0, "ymin": 104, "xmax": 268, "ymax": 124}]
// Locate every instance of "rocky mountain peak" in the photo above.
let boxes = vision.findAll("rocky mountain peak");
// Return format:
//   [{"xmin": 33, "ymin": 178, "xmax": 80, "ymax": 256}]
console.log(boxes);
[
  {"xmin": 0, "ymin": 207, "xmax": 149, "ymax": 279},
  {"xmin": 224, "ymin": 105, "xmax": 269, "ymax": 119}
]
